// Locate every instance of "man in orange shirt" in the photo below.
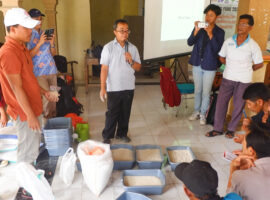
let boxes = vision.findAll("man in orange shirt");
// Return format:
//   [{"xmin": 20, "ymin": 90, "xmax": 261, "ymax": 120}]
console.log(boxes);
[{"xmin": 0, "ymin": 8, "xmax": 57, "ymax": 163}]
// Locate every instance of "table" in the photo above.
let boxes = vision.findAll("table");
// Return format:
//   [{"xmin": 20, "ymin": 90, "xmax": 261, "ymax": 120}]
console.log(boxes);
[{"xmin": 84, "ymin": 56, "xmax": 99, "ymax": 93}]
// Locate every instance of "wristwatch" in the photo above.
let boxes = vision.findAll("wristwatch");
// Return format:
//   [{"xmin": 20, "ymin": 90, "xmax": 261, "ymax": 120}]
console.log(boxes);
[{"xmin": 130, "ymin": 60, "xmax": 135, "ymax": 66}]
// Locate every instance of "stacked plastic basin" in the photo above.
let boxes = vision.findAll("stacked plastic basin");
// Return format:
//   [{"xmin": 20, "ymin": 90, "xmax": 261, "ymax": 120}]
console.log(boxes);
[{"xmin": 43, "ymin": 117, "xmax": 73, "ymax": 156}]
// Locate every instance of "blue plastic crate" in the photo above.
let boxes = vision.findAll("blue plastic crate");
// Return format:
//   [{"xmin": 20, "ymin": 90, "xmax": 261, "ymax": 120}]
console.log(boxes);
[
  {"xmin": 47, "ymin": 145, "xmax": 71, "ymax": 156},
  {"xmin": 166, "ymin": 146, "xmax": 196, "ymax": 171},
  {"xmin": 111, "ymin": 144, "xmax": 135, "ymax": 170},
  {"xmin": 136, "ymin": 145, "xmax": 164, "ymax": 169},
  {"xmin": 44, "ymin": 134, "xmax": 72, "ymax": 142},
  {"xmin": 43, "ymin": 134, "xmax": 72, "ymax": 142},
  {"xmin": 44, "ymin": 137, "xmax": 72, "ymax": 151},
  {"xmin": 45, "ymin": 142, "xmax": 71, "ymax": 149},
  {"xmin": 122, "ymin": 169, "xmax": 166, "ymax": 195},
  {"xmin": 43, "ymin": 117, "xmax": 73, "ymax": 156},
  {"xmin": 43, "ymin": 117, "xmax": 72, "ymax": 137},
  {"xmin": 116, "ymin": 192, "xmax": 152, "ymax": 200},
  {"xmin": 44, "ymin": 130, "xmax": 72, "ymax": 139}
]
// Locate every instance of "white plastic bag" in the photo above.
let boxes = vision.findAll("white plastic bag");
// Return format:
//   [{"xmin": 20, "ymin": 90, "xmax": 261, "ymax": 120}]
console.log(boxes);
[
  {"xmin": 59, "ymin": 147, "xmax": 76, "ymax": 186},
  {"xmin": 16, "ymin": 162, "xmax": 55, "ymax": 200},
  {"xmin": 77, "ymin": 140, "xmax": 113, "ymax": 196},
  {"xmin": 0, "ymin": 126, "xmax": 18, "ymax": 162}
]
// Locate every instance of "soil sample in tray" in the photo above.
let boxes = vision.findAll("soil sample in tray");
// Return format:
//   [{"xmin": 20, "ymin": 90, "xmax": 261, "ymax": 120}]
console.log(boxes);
[
  {"xmin": 124, "ymin": 176, "xmax": 162, "ymax": 186},
  {"xmin": 136, "ymin": 149, "xmax": 162, "ymax": 161},
  {"xmin": 168, "ymin": 149, "xmax": 193, "ymax": 163},
  {"xmin": 112, "ymin": 148, "xmax": 133, "ymax": 161}
]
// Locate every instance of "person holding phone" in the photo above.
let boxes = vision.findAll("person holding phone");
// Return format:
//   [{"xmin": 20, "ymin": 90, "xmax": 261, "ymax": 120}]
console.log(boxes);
[
  {"xmin": 187, "ymin": 4, "xmax": 225, "ymax": 125},
  {"xmin": 27, "ymin": 8, "xmax": 58, "ymax": 120}
]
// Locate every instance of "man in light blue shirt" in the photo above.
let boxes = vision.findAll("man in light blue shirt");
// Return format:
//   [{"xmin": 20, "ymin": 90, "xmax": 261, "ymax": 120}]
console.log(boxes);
[
  {"xmin": 27, "ymin": 8, "xmax": 58, "ymax": 119},
  {"xmin": 100, "ymin": 19, "xmax": 141, "ymax": 144}
]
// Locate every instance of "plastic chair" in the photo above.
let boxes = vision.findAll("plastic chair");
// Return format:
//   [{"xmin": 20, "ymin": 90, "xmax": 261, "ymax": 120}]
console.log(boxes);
[
  {"xmin": 54, "ymin": 55, "xmax": 78, "ymax": 95},
  {"xmin": 176, "ymin": 83, "xmax": 194, "ymax": 117}
]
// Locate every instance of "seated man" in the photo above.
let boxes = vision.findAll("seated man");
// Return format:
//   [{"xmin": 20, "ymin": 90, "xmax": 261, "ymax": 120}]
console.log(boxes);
[
  {"xmin": 234, "ymin": 82, "xmax": 270, "ymax": 143},
  {"xmin": 228, "ymin": 122, "xmax": 270, "ymax": 200},
  {"xmin": 175, "ymin": 160, "xmax": 242, "ymax": 200}
]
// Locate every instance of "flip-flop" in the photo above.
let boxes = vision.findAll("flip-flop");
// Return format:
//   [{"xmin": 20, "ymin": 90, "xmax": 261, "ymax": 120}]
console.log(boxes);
[
  {"xmin": 225, "ymin": 131, "xmax": 235, "ymax": 139},
  {"xmin": 205, "ymin": 130, "xmax": 223, "ymax": 137}
]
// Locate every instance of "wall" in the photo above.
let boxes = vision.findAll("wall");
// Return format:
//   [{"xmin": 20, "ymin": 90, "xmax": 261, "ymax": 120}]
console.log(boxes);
[
  {"xmin": 90, "ymin": 0, "xmax": 139, "ymax": 46},
  {"xmin": 21, "ymin": 0, "xmax": 48, "ymax": 29},
  {"xmin": 237, "ymin": 0, "xmax": 270, "ymax": 50},
  {"xmin": 0, "ymin": 12, "xmax": 5, "ymax": 43},
  {"xmin": 0, "ymin": 0, "xmax": 47, "ymax": 44},
  {"xmin": 120, "ymin": 0, "xmax": 139, "ymax": 18},
  {"xmin": 90, "ymin": 0, "xmax": 121, "ymax": 45},
  {"xmin": 56, "ymin": 0, "xmax": 91, "ymax": 83}
]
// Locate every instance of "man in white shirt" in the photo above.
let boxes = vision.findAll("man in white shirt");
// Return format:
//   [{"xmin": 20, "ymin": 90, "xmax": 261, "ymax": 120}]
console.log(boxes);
[
  {"xmin": 100, "ymin": 19, "xmax": 141, "ymax": 144},
  {"xmin": 206, "ymin": 14, "xmax": 263, "ymax": 138}
]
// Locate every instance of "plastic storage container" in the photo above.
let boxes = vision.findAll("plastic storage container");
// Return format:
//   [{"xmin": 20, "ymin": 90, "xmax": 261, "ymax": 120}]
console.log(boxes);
[
  {"xmin": 122, "ymin": 169, "xmax": 166, "ymax": 195},
  {"xmin": 136, "ymin": 145, "xmax": 164, "ymax": 169},
  {"xmin": 75, "ymin": 123, "xmax": 89, "ymax": 142},
  {"xmin": 43, "ymin": 117, "xmax": 72, "ymax": 156},
  {"xmin": 176, "ymin": 83, "xmax": 194, "ymax": 94},
  {"xmin": 111, "ymin": 144, "xmax": 135, "ymax": 170},
  {"xmin": 116, "ymin": 192, "xmax": 152, "ymax": 200},
  {"xmin": 166, "ymin": 146, "xmax": 196, "ymax": 171}
]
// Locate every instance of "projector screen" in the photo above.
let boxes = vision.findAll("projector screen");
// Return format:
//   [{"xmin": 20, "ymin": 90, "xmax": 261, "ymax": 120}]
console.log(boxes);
[{"xmin": 144, "ymin": 0, "xmax": 211, "ymax": 61}]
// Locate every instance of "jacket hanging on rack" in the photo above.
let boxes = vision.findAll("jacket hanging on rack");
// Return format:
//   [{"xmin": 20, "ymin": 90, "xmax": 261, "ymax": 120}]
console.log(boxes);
[{"xmin": 160, "ymin": 66, "xmax": 181, "ymax": 107}]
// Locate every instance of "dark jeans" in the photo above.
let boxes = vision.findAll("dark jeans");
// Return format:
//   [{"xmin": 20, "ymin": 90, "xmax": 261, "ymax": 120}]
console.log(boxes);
[
  {"xmin": 102, "ymin": 90, "xmax": 134, "ymax": 140},
  {"xmin": 213, "ymin": 78, "xmax": 250, "ymax": 132}
]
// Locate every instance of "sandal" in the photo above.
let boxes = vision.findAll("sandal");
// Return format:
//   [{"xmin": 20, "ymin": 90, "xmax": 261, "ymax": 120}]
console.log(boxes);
[
  {"xmin": 21, "ymin": 189, "xmax": 33, "ymax": 199},
  {"xmin": 225, "ymin": 130, "xmax": 235, "ymax": 139},
  {"xmin": 205, "ymin": 130, "xmax": 223, "ymax": 137}
]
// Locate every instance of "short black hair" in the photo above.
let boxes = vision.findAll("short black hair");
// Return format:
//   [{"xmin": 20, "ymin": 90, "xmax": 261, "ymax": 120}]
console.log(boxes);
[
  {"xmin": 113, "ymin": 19, "xmax": 128, "ymax": 30},
  {"xmin": 239, "ymin": 14, "xmax": 254, "ymax": 26},
  {"xmin": 243, "ymin": 83, "xmax": 270, "ymax": 102},
  {"xmin": 204, "ymin": 4, "xmax": 222, "ymax": 16},
  {"xmin": 6, "ymin": 25, "xmax": 18, "ymax": 33},
  {"xmin": 246, "ymin": 122, "xmax": 270, "ymax": 159}
]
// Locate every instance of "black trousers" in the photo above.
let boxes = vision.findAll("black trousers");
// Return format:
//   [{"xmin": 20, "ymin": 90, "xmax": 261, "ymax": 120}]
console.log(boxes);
[{"xmin": 102, "ymin": 90, "xmax": 134, "ymax": 140}]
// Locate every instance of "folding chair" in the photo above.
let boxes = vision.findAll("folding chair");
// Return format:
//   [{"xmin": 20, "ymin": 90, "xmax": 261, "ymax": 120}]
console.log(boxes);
[{"xmin": 54, "ymin": 55, "xmax": 78, "ymax": 95}]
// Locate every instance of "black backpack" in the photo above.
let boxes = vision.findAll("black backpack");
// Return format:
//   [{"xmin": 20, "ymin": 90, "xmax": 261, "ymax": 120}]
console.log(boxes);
[
  {"xmin": 92, "ymin": 45, "xmax": 103, "ymax": 59},
  {"xmin": 57, "ymin": 78, "xmax": 83, "ymax": 116},
  {"xmin": 206, "ymin": 92, "xmax": 218, "ymax": 125},
  {"xmin": 54, "ymin": 55, "xmax": 67, "ymax": 73}
]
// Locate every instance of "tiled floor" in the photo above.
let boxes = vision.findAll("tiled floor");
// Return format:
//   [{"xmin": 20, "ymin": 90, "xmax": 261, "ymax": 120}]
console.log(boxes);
[{"xmin": 0, "ymin": 85, "xmax": 242, "ymax": 200}]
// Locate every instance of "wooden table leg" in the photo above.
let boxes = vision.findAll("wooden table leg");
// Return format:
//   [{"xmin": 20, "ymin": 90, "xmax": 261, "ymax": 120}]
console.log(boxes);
[{"xmin": 85, "ymin": 61, "xmax": 89, "ymax": 94}]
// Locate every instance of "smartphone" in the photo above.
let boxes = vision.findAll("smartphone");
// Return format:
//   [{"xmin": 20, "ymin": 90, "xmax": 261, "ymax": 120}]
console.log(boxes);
[
  {"xmin": 44, "ymin": 28, "xmax": 54, "ymax": 38},
  {"xmin": 198, "ymin": 22, "xmax": 209, "ymax": 28}
]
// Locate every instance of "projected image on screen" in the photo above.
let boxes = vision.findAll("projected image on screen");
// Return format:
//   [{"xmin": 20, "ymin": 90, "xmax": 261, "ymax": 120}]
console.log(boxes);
[
  {"xmin": 144, "ymin": 0, "xmax": 210, "ymax": 61},
  {"xmin": 161, "ymin": 0, "xmax": 205, "ymax": 41}
]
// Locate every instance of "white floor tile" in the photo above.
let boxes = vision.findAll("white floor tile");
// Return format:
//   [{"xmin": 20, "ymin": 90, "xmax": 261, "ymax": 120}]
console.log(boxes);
[{"xmin": 2, "ymin": 85, "xmax": 239, "ymax": 199}]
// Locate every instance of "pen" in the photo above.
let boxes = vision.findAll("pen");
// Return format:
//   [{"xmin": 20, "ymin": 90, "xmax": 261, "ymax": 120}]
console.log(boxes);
[{"xmin": 243, "ymin": 109, "xmax": 247, "ymax": 118}]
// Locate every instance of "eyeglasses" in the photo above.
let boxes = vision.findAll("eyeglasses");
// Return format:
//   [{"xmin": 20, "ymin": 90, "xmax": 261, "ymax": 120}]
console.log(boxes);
[
  {"xmin": 238, "ymin": 23, "xmax": 250, "ymax": 27},
  {"xmin": 116, "ymin": 30, "xmax": 131, "ymax": 34}
]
